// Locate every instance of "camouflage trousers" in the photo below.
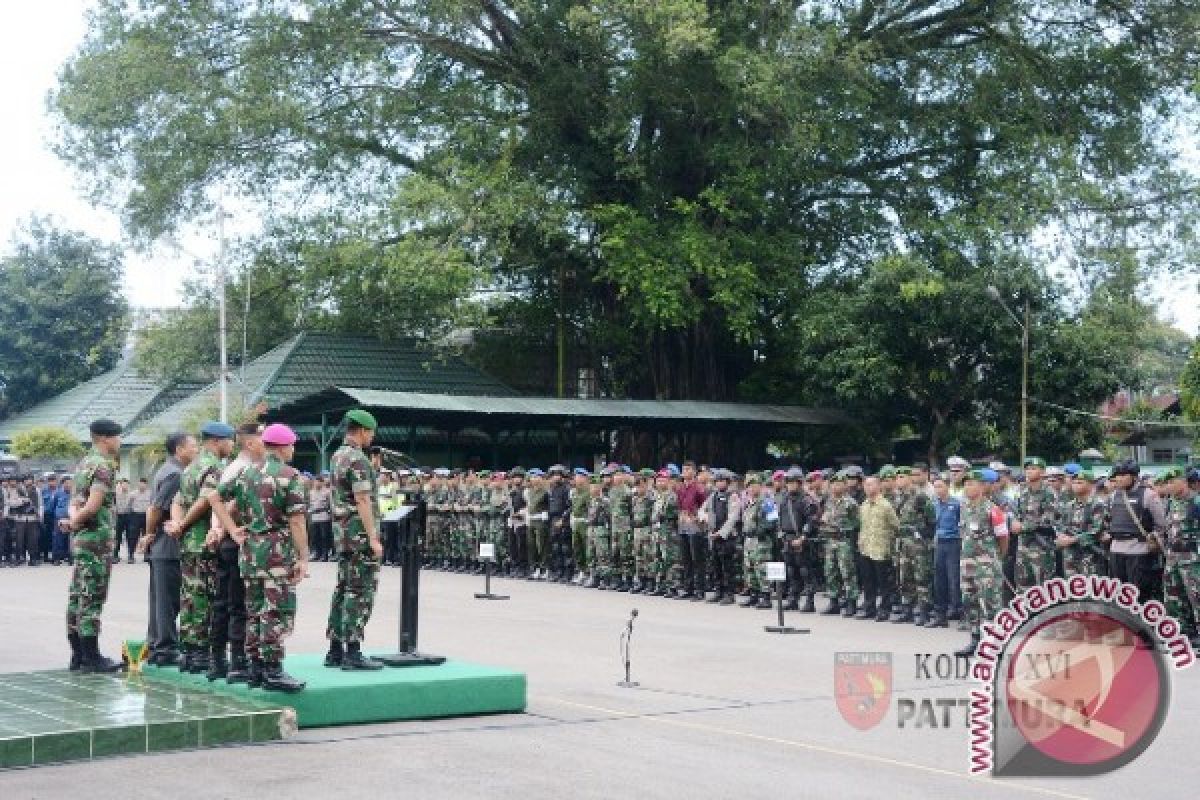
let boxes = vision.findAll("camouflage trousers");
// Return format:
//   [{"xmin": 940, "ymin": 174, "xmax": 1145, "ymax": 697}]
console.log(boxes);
[
  {"xmin": 590, "ymin": 527, "xmax": 614, "ymax": 579},
  {"xmin": 65, "ymin": 534, "xmax": 113, "ymax": 637},
  {"xmin": 485, "ymin": 517, "xmax": 507, "ymax": 565},
  {"xmin": 452, "ymin": 516, "xmax": 469, "ymax": 560},
  {"xmin": 613, "ymin": 526, "xmax": 634, "ymax": 580},
  {"xmin": 1016, "ymin": 544, "xmax": 1056, "ymax": 590},
  {"xmin": 326, "ymin": 552, "xmax": 380, "ymax": 644},
  {"xmin": 529, "ymin": 522, "xmax": 549, "ymax": 570},
  {"xmin": 1062, "ymin": 544, "xmax": 1106, "ymax": 578},
  {"xmin": 743, "ymin": 535, "xmax": 775, "ymax": 593},
  {"xmin": 653, "ymin": 528, "xmax": 682, "ymax": 589},
  {"xmin": 427, "ymin": 517, "xmax": 446, "ymax": 561},
  {"xmin": 823, "ymin": 537, "xmax": 858, "ymax": 602},
  {"xmin": 1165, "ymin": 555, "xmax": 1200, "ymax": 633},
  {"xmin": 245, "ymin": 571, "xmax": 296, "ymax": 663},
  {"xmin": 632, "ymin": 526, "xmax": 654, "ymax": 577},
  {"xmin": 179, "ymin": 551, "xmax": 218, "ymax": 649},
  {"xmin": 571, "ymin": 517, "xmax": 588, "ymax": 573},
  {"xmin": 894, "ymin": 537, "xmax": 934, "ymax": 607},
  {"xmin": 961, "ymin": 553, "xmax": 1003, "ymax": 634}
]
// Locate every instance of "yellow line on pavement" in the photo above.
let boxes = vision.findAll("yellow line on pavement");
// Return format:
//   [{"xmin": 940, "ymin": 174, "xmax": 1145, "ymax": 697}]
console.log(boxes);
[{"xmin": 543, "ymin": 697, "xmax": 1091, "ymax": 800}]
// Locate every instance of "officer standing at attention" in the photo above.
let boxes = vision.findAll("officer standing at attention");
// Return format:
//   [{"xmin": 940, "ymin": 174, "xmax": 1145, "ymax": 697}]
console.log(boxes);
[
  {"xmin": 956, "ymin": 469, "xmax": 1010, "ymax": 657},
  {"xmin": 324, "ymin": 410, "xmax": 385, "ymax": 671},
  {"xmin": 1105, "ymin": 459, "xmax": 1167, "ymax": 604},
  {"xmin": 63, "ymin": 419, "xmax": 125, "ymax": 673},
  {"xmin": 209, "ymin": 423, "xmax": 309, "ymax": 692},
  {"xmin": 1012, "ymin": 457, "xmax": 1061, "ymax": 591}
]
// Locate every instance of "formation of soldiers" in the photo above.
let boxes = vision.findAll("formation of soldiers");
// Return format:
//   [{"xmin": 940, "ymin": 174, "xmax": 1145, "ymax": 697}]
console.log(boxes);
[
  {"xmin": 394, "ymin": 458, "xmax": 1200, "ymax": 656},
  {"xmin": 60, "ymin": 411, "xmax": 391, "ymax": 693}
]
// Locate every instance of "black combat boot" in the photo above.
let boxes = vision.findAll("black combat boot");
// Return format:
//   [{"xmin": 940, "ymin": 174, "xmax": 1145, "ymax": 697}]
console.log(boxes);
[
  {"xmin": 841, "ymin": 597, "xmax": 857, "ymax": 617},
  {"xmin": 755, "ymin": 594, "xmax": 773, "ymax": 610},
  {"xmin": 820, "ymin": 597, "xmax": 841, "ymax": 615},
  {"xmin": 583, "ymin": 572, "xmax": 597, "ymax": 589},
  {"xmin": 188, "ymin": 648, "xmax": 211, "ymax": 674},
  {"xmin": 955, "ymin": 634, "xmax": 981, "ymax": 659},
  {"xmin": 799, "ymin": 593, "xmax": 817, "ymax": 613},
  {"xmin": 80, "ymin": 636, "xmax": 122, "ymax": 674},
  {"xmin": 875, "ymin": 605, "xmax": 890, "ymax": 622},
  {"xmin": 207, "ymin": 645, "xmax": 229, "ymax": 681},
  {"xmin": 247, "ymin": 659, "xmax": 265, "ymax": 688},
  {"xmin": 719, "ymin": 592, "xmax": 735, "ymax": 605},
  {"xmin": 891, "ymin": 605, "xmax": 913, "ymax": 624},
  {"xmin": 341, "ymin": 642, "xmax": 384, "ymax": 671},
  {"xmin": 179, "ymin": 648, "xmax": 194, "ymax": 673},
  {"xmin": 226, "ymin": 646, "xmax": 252, "ymax": 684},
  {"xmin": 630, "ymin": 578, "xmax": 644, "ymax": 594},
  {"xmin": 705, "ymin": 590, "xmax": 721, "ymax": 603},
  {"xmin": 324, "ymin": 640, "xmax": 344, "ymax": 668},
  {"xmin": 924, "ymin": 609, "xmax": 948, "ymax": 628},
  {"xmin": 68, "ymin": 632, "xmax": 83, "ymax": 672},
  {"xmin": 782, "ymin": 593, "xmax": 799, "ymax": 611},
  {"xmin": 738, "ymin": 592, "xmax": 757, "ymax": 607},
  {"xmin": 617, "ymin": 579, "xmax": 631, "ymax": 592},
  {"xmin": 855, "ymin": 600, "xmax": 874, "ymax": 620},
  {"xmin": 261, "ymin": 661, "xmax": 306, "ymax": 693},
  {"xmin": 651, "ymin": 582, "xmax": 668, "ymax": 597},
  {"xmin": 912, "ymin": 605, "xmax": 929, "ymax": 627}
]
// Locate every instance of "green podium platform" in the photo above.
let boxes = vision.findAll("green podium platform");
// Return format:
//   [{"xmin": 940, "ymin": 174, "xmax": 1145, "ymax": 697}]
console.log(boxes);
[
  {"xmin": 0, "ymin": 670, "xmax": 285, "ymax": 769},
  {"xmin": 143, "ymin": 655, "xmax": 527, "ymax": 728}
]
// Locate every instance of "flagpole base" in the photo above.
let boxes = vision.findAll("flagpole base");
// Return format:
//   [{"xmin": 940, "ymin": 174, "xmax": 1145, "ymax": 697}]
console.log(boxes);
[
  {"xmin": 763, "ymin": 626, "xmax": 809, "ymax": 634},
  {"xmin": 474, "ymin": 593, "xmax": 510, "ymax": 600}
]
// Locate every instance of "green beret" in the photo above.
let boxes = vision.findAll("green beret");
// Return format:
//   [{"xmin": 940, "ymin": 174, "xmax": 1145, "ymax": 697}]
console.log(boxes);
[
  {"xmin": 895, "ymin": 467, "xmax": 912, "ymax": 476},
  {"xmin": 589, "ymin": 475, "xmax": 604, "ymax": 485},
  {"xmin": 638, "ymin": 468, "xmax": 655, "ymax": 477},
  {"xmin": 878, "ymin": 467, "xmax": 896, "ymax": 479},
  {"xmin": 1074, "ymin": 470, "xmax": 1096, "ymax": 482},
  {"xmin": 1023, "ymin": 456, "xmax": 1046, "ymax": 468},
  {"xmin": 966, "ymin": 469, "xmax": 988, "ymax": 482},
  {"xmin": 831, "ymin": 470, "xmax": 847, "ymax": 483},
  {"xmin": 477, "ymin": 469, "xmax": 491, "ymax": 478},
  {"xmin": 1156, "ymin": 467, "xmax": 1183, "ymax": 483},
  {"xmin": 745, "ymin": 474, "xmax": 762, "ymax": 485},
  {"xmin": 345, "ymin": 409, "xmax": 378, "ymax": 430}
]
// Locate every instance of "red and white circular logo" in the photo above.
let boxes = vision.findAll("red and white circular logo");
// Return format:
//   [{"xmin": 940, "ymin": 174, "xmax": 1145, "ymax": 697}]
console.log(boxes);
[{"xmin": 994, "ymin": 603, "xmax": 1170, "ymax": 776}]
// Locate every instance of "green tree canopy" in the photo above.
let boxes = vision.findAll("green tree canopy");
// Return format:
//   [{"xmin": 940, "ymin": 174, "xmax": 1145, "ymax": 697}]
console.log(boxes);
[
  {"xmin": 10, "ymin": 426, "xmax": 86, "ymax": 460},
  {"xmin": 0, "ymin": 218, "xmax": 127, "ymax": 415}
]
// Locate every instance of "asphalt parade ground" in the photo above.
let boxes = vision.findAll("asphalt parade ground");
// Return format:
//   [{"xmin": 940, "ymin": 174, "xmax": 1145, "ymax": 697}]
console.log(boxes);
[{"xmin": 1, "ymin": 562, "xmax": 1197, "ymax": 799}]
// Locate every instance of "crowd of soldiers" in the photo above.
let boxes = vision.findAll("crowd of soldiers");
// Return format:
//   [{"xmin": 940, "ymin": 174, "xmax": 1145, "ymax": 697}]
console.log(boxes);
[
  {"xmin": 50, "ymin": 410, "xmax": 1200, "ymax": 683},
  {"xmin": 375, "ymin": 457, "xmax": 1200, "ymax": 656},
  {"xmin": 59, "ymin": 410, "xmax": 390, "ymax": 693}
]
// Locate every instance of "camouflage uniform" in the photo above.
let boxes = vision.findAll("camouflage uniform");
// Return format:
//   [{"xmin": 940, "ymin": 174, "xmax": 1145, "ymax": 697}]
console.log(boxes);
[
  {"xmin": 1014, "ymin": 484, "xmax": 1061, "ymax": 590},
  {"xmin": 652, "ymin": 485, "xmax": 681, "ymax": 589},
  {"xmin": 570, "ymin": 485, "xmax": 591, "ymax": 575},
  {"xmin": 820, "ymin": 495, "xmax": 860, "ymax": 603},
  {"xmin": 1164, "ymin": 492, "xmax": 1200, "ymax": 634},
  {"xmin": 960, "ymin": 498, "xmax": 1006, "ymax": 635},
  {"xmin": 177, "ymin": 449, "xmax": 223, "ymax": 651},
  {"xmin": 1061, "ymin": 495, "xmax": 1107, "ymax": 577},
  {"xmin": 427, "ymin": 481, "xmax": 448, "ymax": 565},
  {"xmin": 65, "ymin": 449, "xmax": 118, "ymax": 637},
  {"xmin": 632, "ymin": 486, "xmax": 655, "ymax": 583},
  {"xmin": 587, "ymin": 490, "xmax": 613, "ymax": 582},
  {"xmin": 326, "ymin": 443, "xmax": 380, "ymax": 645},
  {"xmin": 609, "ymin": 481, "xmax": 634, "ymax": 585},
  {"xmin": 483, "ymin": 482, "xmax": 509, "ymax": 566},
  {"xmin": 893, "ymin": 488, "xmax": 936, "ymax": 610},
  {"xmin": 222, "ymin": 454, "xmax": 305, "ymax": 664},
  {"xmin": 465, "ymin": 478, "xmax": 485, "ymax": 567},
  {"xmin": 740, "ymin": 493, "xmax": 778, "ymax": 594}
]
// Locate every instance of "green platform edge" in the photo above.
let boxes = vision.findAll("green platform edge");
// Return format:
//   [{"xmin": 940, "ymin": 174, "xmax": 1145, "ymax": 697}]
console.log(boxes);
[{"xmin": 143, "ymin": 655, "xmax": 527, "ymax": 728}]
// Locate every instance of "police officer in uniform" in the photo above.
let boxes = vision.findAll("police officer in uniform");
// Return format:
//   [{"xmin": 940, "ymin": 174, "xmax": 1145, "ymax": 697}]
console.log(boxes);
[{"xmin": 1105, "ymin": 459, "xmax": 1167, "ymax": 604}]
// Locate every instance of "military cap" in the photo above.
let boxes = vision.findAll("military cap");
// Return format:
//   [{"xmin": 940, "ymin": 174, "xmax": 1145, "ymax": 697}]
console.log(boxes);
[
  {"xmin": 1110, "ymin": 460, "xmax": 1140, "ymax": 477},
  {"xmin": 477, "ymin": 469, "xmax": 491, "ymax": 478},
  {"xmin": 509, "ymin": 466, "xmax": 525, "ymax": 477},
  {"xmin": 528, "ymin": 468, "xmax": 545, "ymax": 478},
  {"xmin": 433, "ymin": 467, "xmax": 451, "ymax": 477},
  {"xmin": 877, "ymin": 466, "xmax": 896, "ymax": 479},
  {"xmin": 830, "ymin": 470, "xmax": 847, "ymax": 483},
  {"xmin": 965, "ymin": 468, "xmax": 988, "ymax": 482},
  {"xmin": 786, "ymin": 467, "xmax": 805, "ymax": 481},
  {"xmin": 1157, "ymin": 467, "xmax": 1184, "ymax": 482},
  {"xmin": 806, "ymin": 470, "xmax": 822, "ymax": 482},
  {"xmin": 987, "ymin": 461, "xmax": 1010, "ymax": 473},
  {"xmin": 573, "ymin": 467, "xmax": 590, "ymax": 476},
  {"xmin": 745, "ymin": 473, "xmax": 762, "ymax": 485},
  {"xmin": 491, "ymin": 471, "xmax": 506, "ymax": 481},
  {"xmin": 638, "ymin": 468, "xmax": 655, "ymax": 477},
  {"xmin": 771, "ymin": 469, "xmax": 787, "ymax": 482},
  {"xmin": 1063, "ymin": 462, "xmax": 1082, "ymax": 476},
  {"xmin": 666, "ymin": 463, "xmax": 681, "ymax": 477},
  {"xmin": 344, "ymin": 409, "xmax": 378, "ymax": 430},
  {"xmin": 1188, "ymin": 467, "xmax": 1200, "ymax": 483},
  {"xmin": 844, "ymin": 465, "xmax": 864, "ymax": 478},
  {"xmin": 946, "ymin": 456, "xmax": 970, "ymax": 470},
  {"xmin": 1023, "ymin": 456, "xmax": 1047, "ymax": 468},
  {"xmin": 1074, "ymin": 470, "xmax": 1096, "ymax": 482},
  {"xmin": 620, "ymin": 465, "xmax": 632, "ymax": 474},
  {"xmin": 1045, "ymin": 466, "xmax": 1065, "ymax": 479},
  {"xmin": 261, "ymin": 423, "xmax": 297, "ymax": 446},
  {"xmin": 600, "ymin": 465, "xmax": 617, "ymax": 477},
  {"xmin": 589, "ymin": 475, "xmax": 604, "ymax": 485},
  {"xmin": 656, "ymin": 469, "xmax": 671, "ymax": 478},
  {"xmin": 89, "ymin": 419, "xmax": 122, "ymax": 436},
  {"xmin": 895, "ymin": 466, "xmax": 912, "ymax": 476},
  {"xmin": 199, "ymin": 420, "xmax": 235, "ymax": 440},
  {"xmin": 548, "ymin": 464, "xmax": 567, "ymax": 476}
]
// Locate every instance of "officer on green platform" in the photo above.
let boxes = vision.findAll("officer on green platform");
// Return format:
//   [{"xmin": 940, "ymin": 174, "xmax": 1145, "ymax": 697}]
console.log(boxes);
[
  {"xmin": 63, "ymin": 419, "xmax": 124, "ymax": 673},
  {"xmin": 324, "ymin": 409, "xmax": 385, "ymax": 671}
]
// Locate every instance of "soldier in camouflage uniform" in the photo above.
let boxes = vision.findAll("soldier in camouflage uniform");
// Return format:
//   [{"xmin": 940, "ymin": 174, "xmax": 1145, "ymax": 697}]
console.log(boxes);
[
  {"xmin": 649, "ymin": 471, "xmax": 682, "ymax": 595},
  {"xmin": 891, "ymin": 467, "xmax": 937, "ymax": 625},
  {"xmin": 818, "ymin": 473, "xmax": 860, "ymax": 617},
  {"xmin": 1162, "ymin": 468, "xmax": 1200, "ymax": 647},
  {"xmin": 209, "ymin": 423, "xmax": 309, "ymax": 692},
  {"xmin": 427, "ymin": 470, "xmax": 450, "ymax": 568},
  {"xmin": 483, "ymin": 472, "xmax": 509, "ymax": 568},
  {"xmin": 737, "ymin": 474, "xmax": 778, "ymax": 609},
  {"xmin": 609, "ymin": 470, "xmax": 635, "ymax": 591},
  {"xmin": 586, "ymin": 477, "xmax": 614, "ymax": 588},
  {"xmin": 1058, "ymin": 470, "xmax": 1107, "ymax": 577},
  {"xmin": 956, "ymin": 469, "xmax": 1010, "ymax": 657},
  {"xmin": 1013, "ymin": 457, "xmax": 1061, "ymax": 591},
  {"xmin": 569, "ymin": 471, "xmax": 591, "ymax": 583},
  {"xmin": 449, "ymin": 472, "xmax": 468, "ymax": 571},
  {"xmin": 464, "ymin": 471, "xmax": 485, "ymax": 573},
  {"xmin": 324, "ymin": 410, "xmax": 385, "ymax": 671},
  {"xmin": 169, "ymin": 421, "xmax": 235, "ymax": 675},
  {"xmin": 63, "ymin": 419, "xmax": 124, "ymax": 673},
  {"xmin": 630, "ymin": 470, "xmax": 656, "ymax": 593}
]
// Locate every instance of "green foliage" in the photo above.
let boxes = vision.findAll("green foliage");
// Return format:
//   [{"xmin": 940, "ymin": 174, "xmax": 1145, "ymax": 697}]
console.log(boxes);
[
  {"xmin": 50, "ymin": 1, "xmax": 1200, "ymax": 459},
  {"xmin": 10, "ymin": 426, "xmax": 86, "ymax": 460},
  {"xmin": 0, "ymin": 218, "xmax": 127, "ymax": 415},
  {"xmin": 1181, "ymin": 340, "xmax": 1200, "ymax": 423}
]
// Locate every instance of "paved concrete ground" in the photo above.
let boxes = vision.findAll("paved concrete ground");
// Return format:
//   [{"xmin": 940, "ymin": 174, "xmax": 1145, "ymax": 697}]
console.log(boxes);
[{"xmin": 1, "ymin": 561, "xmax": 1196, "ymax": 799}]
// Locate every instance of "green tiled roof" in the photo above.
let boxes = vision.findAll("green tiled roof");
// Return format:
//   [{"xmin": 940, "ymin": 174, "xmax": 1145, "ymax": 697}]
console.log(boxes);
[
  {"xmin": 129, "ymin": 333, "xmax": 512, "ymax": 443},
  {"xmin": 0, "ymin": 359, "xmax": 166, "ymax": 443}
]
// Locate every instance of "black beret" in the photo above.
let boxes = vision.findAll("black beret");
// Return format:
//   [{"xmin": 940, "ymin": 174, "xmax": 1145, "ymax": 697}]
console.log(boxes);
[{"xmin": 89, "ymin": 419, "xmax": 123, "ymax": 436}]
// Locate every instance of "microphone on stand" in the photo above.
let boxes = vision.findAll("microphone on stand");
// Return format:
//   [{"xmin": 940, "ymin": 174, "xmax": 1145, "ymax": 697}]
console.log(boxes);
[{"xmin": 618, "ymin": 609, "xmax": 639, "ymax": 688}]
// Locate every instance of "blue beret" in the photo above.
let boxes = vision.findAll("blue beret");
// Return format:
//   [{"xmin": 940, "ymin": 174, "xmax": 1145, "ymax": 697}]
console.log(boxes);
[
  {"xmin": 1063, "ymin": 463, "xmax": 1081, "ymax": 476},
  {"xmin": 981, "ymin": 468, "xmax": 999, "ymax": 483},
  {"xmin": 573, "ymin": 467, "xmax": 590, "ymax": 476},
  {"xmin": 667, "ymin": 464, "xmax": 681, "ymax": 477},
  {"xmin": 200, "ymin": 421, "xmax": 236, "ymax": 439}
]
